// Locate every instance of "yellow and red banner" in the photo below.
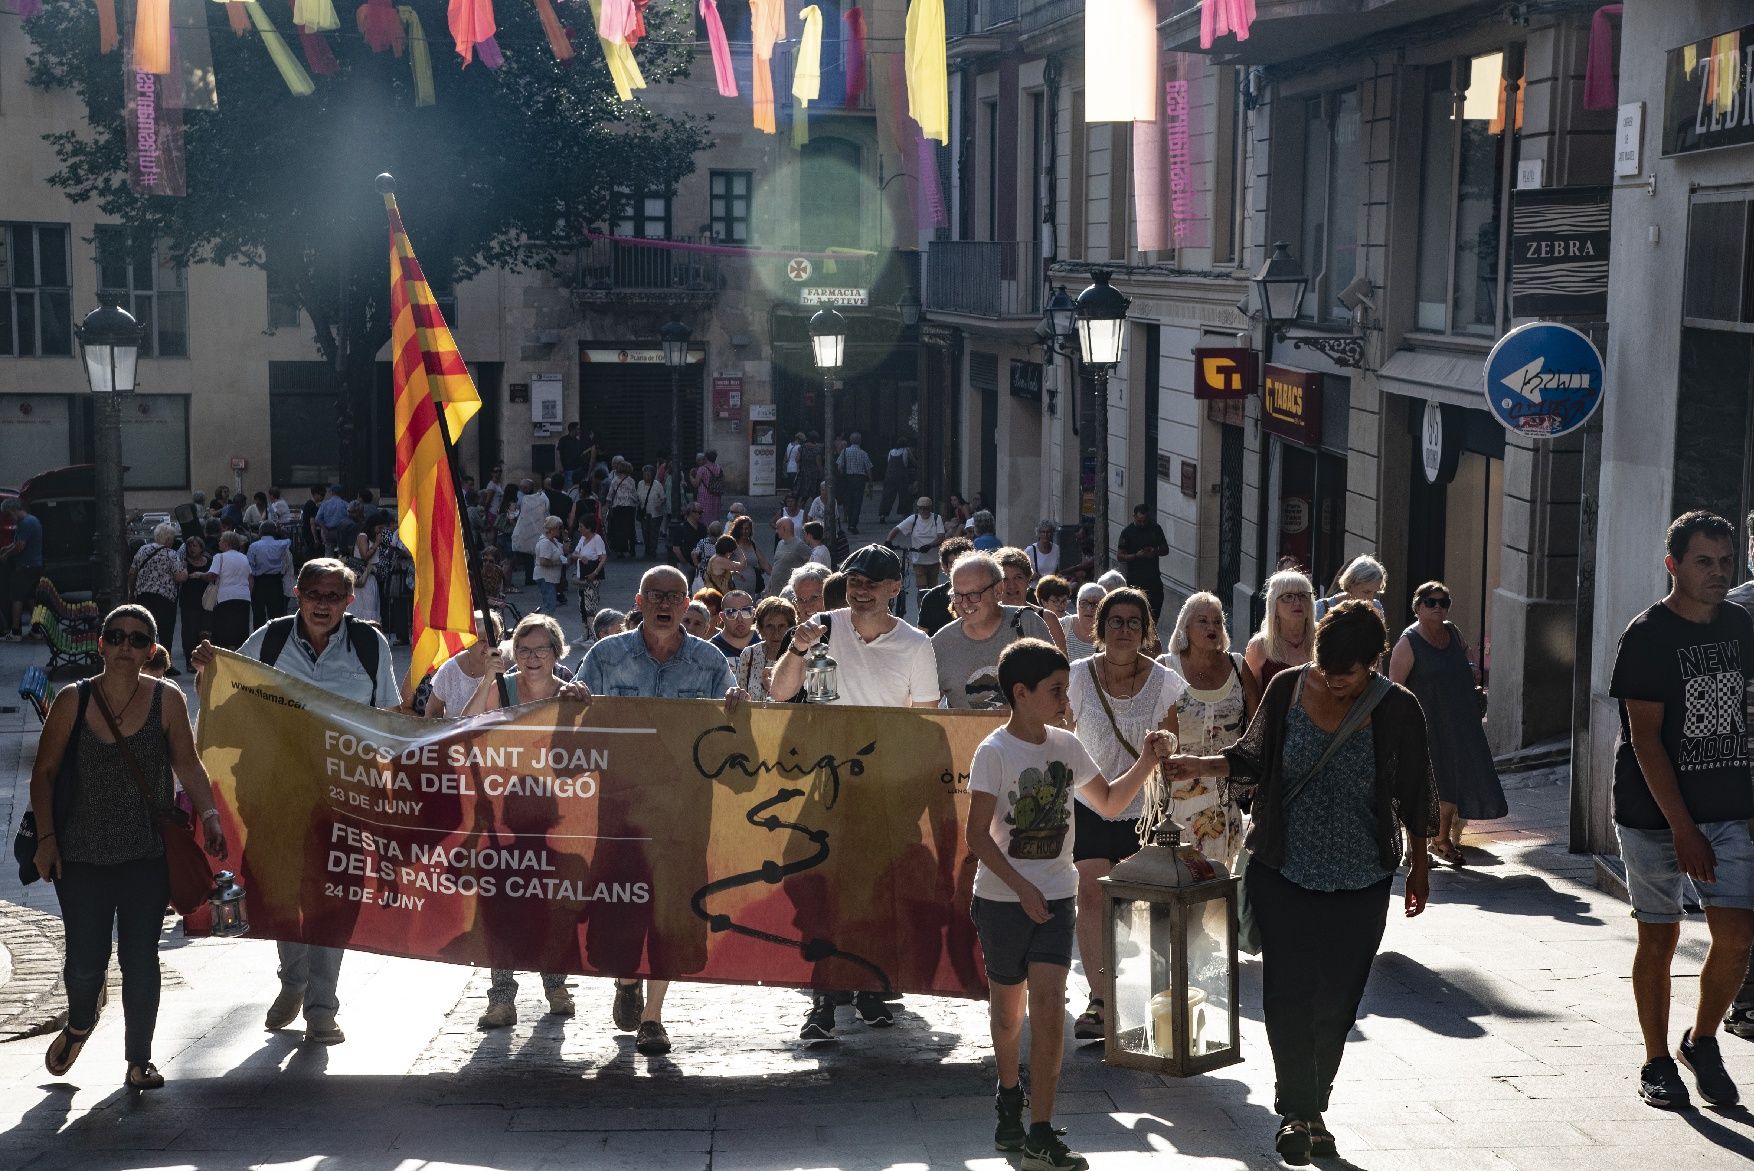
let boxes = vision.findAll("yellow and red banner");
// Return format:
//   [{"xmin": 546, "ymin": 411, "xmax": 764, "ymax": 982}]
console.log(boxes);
[
  {"xmin": 198, "ymin": 652, "xmax": 1001, "ymax": 998},
  {"xmin": 385, "ymin": 189, "xmax": 481, "ymax": 693}
]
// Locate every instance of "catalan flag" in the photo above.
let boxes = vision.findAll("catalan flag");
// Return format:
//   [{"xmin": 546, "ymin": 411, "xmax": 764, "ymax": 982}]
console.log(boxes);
[{"xmin": 383, "ymin": 183, "xmax": 482, "ymax": 696}]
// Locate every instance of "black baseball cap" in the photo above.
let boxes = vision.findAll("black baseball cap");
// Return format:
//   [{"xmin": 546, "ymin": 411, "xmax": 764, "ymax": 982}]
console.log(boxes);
[{"xmin": 842, "ymin": 544, "xmax": 903, "ymax": 583}]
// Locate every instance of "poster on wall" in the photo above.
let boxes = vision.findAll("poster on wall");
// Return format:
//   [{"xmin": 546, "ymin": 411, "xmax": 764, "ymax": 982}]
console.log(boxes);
[{"xmin": 530, "ymin": 373, "xmax": 564, "ymax": 433}]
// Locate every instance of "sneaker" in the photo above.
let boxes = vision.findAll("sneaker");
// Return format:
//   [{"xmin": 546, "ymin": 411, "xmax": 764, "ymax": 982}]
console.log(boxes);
[
  {"xmin": 994, "ymin": 1082, "xmax": 1028, "ymax": 1152},
  {"xmin": 1021, "ymin": 1122, "xmax": 1088, "ymax": 1171},
  {"xmin": 265, "ymin": 987, "xmax": 303, "ymax": 1031},
  {"xmin": 612, "ymin": 980, "xmax": 644, "ymax": 1033},
  {"xmin": 634, "ymin": 1019, "xmax": 671, "ymax": 1056},
  {"xmin": 1679, "ymin": 1028, "xmax": 1739, "ymax": 1106},
  {"xmin": 1724, "ymin": 1002, "xmax": 1754, "ymax": 1040},
  {"xmin": 303, "ymin": 1018, "xmax": 346, "ymax": 1046},
  {"xmin": 546, "ymin": 988, "xmax": 576, "ymax": 1017},
  {"xmin": 854, "ymin": 990, "xmax": 894, "ymax": 1027},
  {"xmin": 1274, "ymin": 1119, "xmax": 1312, "ymax": 1166},
  {"xmin": 1072, "ymin": 998, "xmax": 1104, "ymax": 1041},
  {"xmin": 799, "ymin": 994, "xmax": 837, "ymax": 1042},
  {"xmin": 477, "ymin": 1003, "xmax": 516, "ymax": 1030},
  {"xmin": 1639, "ymin": 1056, "xmax": 1692, "ymax": 1110}
]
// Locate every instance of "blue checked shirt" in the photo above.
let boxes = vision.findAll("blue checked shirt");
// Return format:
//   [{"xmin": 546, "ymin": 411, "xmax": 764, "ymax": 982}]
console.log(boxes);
[{"xmin": 580, "ymin": 629, "xmax": 735, "ymax": 699}]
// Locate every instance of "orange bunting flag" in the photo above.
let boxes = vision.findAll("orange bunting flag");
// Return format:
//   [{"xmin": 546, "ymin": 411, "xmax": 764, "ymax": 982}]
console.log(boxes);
[
  {"xmin": 533, "ymin": 0, "xmax": 573, "ymax": 61},
  {"xmin": 383, "ymin": 185, "xmax": 484, "ymax": 696},
  {"xmin": 135, "ymin": 0, "xmax": 173, "ymax": 74},
  {"xmin": 96, "ymin": 0, "xmax": 121, "ymax": 52}
]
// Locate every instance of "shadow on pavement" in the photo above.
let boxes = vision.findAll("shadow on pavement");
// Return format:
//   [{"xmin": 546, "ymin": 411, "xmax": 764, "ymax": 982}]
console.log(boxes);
[
  {"xmin": 1424, "ymin": 866, "xmax": 1604, "ymax": 926},
  {"xmin": 1360, "ymin": 951, "xmax": 1553, "ymax": 1039}
]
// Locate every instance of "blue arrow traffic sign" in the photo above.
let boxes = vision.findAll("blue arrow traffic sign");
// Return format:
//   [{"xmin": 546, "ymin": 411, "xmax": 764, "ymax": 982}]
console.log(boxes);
[{"xmin": 1482, "ymin": 321, "xmax": 1604, "ymax": 439}]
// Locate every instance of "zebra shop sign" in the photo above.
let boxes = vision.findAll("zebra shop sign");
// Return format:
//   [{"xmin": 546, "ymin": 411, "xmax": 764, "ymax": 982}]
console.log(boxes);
[{"xmin": 1510, "ymin": 187, "xmax": 1609, "ymax": 319}]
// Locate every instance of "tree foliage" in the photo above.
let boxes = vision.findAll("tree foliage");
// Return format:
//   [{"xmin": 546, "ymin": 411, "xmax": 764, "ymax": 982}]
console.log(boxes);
[{"xmin": 24, "ymin": 0, "xmax": 708, "ymax": 480}]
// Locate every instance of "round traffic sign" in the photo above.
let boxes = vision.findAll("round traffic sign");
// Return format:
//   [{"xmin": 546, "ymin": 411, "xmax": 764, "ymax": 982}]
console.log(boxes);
[{"xmin": 1482, "ymin": 321, "xmax": 1604, "ymax": 439}]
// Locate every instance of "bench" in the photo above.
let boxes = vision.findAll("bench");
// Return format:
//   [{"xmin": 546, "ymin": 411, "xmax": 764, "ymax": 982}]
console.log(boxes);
[
  {"xmin": 18, "ymin": 665, "xmax": 50, "ymax": 723},
  {"xmin": 31, "ymin": 605, "xmax": 100, "ymax": 674},
  {"xmin": 33, "ymin": 578, "xmax": 100, "ymax": 626}
]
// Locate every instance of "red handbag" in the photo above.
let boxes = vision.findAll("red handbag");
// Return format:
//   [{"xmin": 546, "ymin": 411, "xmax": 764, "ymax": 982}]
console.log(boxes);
[{"xmin": 90, "ymin": 683, "xmax": 214, "ymax": 915}]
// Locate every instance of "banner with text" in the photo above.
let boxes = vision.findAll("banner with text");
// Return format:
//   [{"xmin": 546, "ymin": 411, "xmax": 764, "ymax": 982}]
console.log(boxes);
[{"xmin": 197, "ymin": 653, "xmax": 1002, "ymax": 998}]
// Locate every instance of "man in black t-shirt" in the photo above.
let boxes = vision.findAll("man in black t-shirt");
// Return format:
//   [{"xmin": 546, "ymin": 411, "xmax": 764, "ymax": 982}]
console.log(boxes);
[
  {"xmin": 918, "ymin": 535, "xmax": 972, "ymax": 636},
  {"xmin": 1610, "ymin": 510, "xmax": 1754, "ymax": 1111},
  {"xmin": 1115, "ymin": 504, "xmax": 1168, "ymax": 623}
]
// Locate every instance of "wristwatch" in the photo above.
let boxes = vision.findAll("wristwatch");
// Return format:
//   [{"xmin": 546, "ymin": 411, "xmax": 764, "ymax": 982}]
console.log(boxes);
[{"xmin": 788, "ymin": 642, "xmax": 809, "ymax": 657}]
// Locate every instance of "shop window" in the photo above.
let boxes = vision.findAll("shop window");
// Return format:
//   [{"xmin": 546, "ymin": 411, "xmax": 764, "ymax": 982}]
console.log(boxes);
[
  {"xmin": 1683, "ymin": 197, "xmax": 1752, "ymax": 325},
  {"xmin": 0, "ymin": 223, "xmax": 73, "ymax": 357},
  {"xmin": 1414, "ymin": 50, "xmax": 1523, "ymax": 336},
  {"xmin": 95, "ymin": 226, "xmax": 189, "ymax": 358},
  {"xmin": 1289, "ymin": 90, "xmax": 1361, "ymax": 324},
  {"xmin": 709, "ymin": 171, "xmax": 753, "ymax": 244}
]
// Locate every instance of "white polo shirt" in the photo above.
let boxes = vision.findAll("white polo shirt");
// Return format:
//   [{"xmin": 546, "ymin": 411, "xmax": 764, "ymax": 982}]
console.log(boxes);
[{"xmin": 815, "ymin": 608, "xmax": 939, "ymax": 708}]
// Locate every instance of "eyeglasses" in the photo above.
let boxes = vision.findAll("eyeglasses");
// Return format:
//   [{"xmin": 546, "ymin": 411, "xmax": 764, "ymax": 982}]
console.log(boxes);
[
  {"xmin": 952, "ymin": 582, "xmax": 996, "ymax": 605},
  {"xmin": 301, "ymin": 590, "xmax": 349, "ymax": 606},
  {"xmin": 1278, "ymin": 591, "xmax": 1313, "ymax": 603},
  {"xmin": 642, "ymin": 590, "xmax": 687, "ymax": 606},
  {"xmin": 102, "ymin": 629, "xmax": 154, "ymax": 649},
  {"xmin": 1104, "ymin": 616, "xmax": 1145, "ymax": 633},
  {"xmin": 1420, "ymin": 596, "xmax": 1453, "ymax": 609},
  {"xmin": 723, "ymin": 607, "xmax": 754, "ymax": 618},
  {"xmin": 514, "ymin": 643, "xmax": 557, "ymax": 660}
]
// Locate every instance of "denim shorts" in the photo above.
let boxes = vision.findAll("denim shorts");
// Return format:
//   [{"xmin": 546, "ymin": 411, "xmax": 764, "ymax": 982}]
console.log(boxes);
[
  {"xmin": 1615, "ymin": 820, "xmax": 1754, "ymax": 923},
  {"xmin": 971, "ymin": 895, "xmax": 1076, "ymax": 985}
]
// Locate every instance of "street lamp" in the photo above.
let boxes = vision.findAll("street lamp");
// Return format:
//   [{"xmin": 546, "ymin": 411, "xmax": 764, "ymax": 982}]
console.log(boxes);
[
  {"xmin": 1250, "ymin": 241, "xmax": 1308, "ymax": 328},
  {"xmin": 75, "ymin": 294, "xmax": 144, "ymax": 608},
  {"xmin": 1075, "ymin": 271, "xmax": 1129, "ymax": 572},
  {"xmin": 897, "ymin": 287, "xmax": 921, "ymax": 329},
  {"xmin": 1044, "ymin": 285, "xmax": 1076, "ymax": 348},
  {"xmin": 810, "ymin": 307, "xmax": 847, "ymax": 558},
  {"xmin": 660, "ymin": 315, "xmax": 692, "ymax": 523}
]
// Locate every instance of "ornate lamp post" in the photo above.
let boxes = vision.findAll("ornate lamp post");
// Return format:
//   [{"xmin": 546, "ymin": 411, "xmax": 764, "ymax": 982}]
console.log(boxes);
[
  {"xmin": 1073, "ymin": 271, "xmax": 1129, "ymax": 572},
  {"xmin": 660, "ymin": 315, "xmax": 692, "ymax": 522},
  {"xmin": 809, "ymin": 307, "xmax": 847, "ymax": 558},
  {"xmin": 75, "ymin": 295, "xmax": 144, "ymax": 608}
]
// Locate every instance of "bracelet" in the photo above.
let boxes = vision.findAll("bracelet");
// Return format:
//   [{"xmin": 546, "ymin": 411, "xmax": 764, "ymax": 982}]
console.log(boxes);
[
  {"xmin": 38, "ymin": 832, "xmax": 55, "ymax": 842},
  {"xmin": 200, "ymin": 809, "xmax": 222, "ymax": 822},
  {"xmin": 788, "ymin": 643, "xmax": 810, "ymax": 657}
]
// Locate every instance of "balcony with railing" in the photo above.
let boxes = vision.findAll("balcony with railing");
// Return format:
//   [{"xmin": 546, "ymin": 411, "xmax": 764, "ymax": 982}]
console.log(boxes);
[
  {"xmin": 923, "ymin": 241, "xmax": 1044, "ymax": 320},
  {"xmin": 570, "ymin": 236, "xmax": 723, "ymax": 303}
]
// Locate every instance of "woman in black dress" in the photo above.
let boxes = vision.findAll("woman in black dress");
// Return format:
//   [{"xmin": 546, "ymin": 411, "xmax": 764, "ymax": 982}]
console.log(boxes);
[{"xmin": 176, "ymin": 536, "xmax": 215, "ymax": 672}]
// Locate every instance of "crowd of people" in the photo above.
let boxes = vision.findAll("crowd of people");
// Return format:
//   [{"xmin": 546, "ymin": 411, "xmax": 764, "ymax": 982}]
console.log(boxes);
[{"xmin": 29, "ymin": 463, "xmax": 1574, "ymax": 1170}]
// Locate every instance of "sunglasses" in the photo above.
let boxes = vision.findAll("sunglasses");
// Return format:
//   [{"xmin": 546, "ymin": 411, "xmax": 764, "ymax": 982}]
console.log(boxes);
[
  {"xmin": 102, "ymin": 629, "xmax": 154, "ymax": 649},
  {"xmin": 301, "ymin": 589, "xmax": 349, "ymax": 606},
  {"xmin": 723, "ymin": 607, "xmax": 755, "ymax": 618},
  {"xmin": 1420, "ymin": 596, "xmax": 1453, "ymax": 609}
]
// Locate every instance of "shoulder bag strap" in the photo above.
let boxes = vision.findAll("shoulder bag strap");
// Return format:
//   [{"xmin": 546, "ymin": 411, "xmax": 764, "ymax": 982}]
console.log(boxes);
[
  {"xmin": 89, "ymin": 682, "xmax": 171, "ymax": 822},
  {"xmin": 1087, "ymin": 659, "xmax": 1142, "ymax": 760},
  {"xmin": 1280, "ymin": 671, "xmax": 1393, "ymax": 807}
]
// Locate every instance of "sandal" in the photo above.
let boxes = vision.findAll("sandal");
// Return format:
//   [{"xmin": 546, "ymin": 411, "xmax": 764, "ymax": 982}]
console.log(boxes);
[
  {"xmin": 125, "ymin": 1062, "xmax": 165, "ymax": 1090},
  {"xmin": 1274, "ymin": 1119, "xmax": 1312, "ymax": 1166},
  {"xmin": 1072, "ymin": 998, "xmax": 1105, "ymax": 1041},
  {"xmin": 45, "ymin": 1025, "xmax": 92, "ymax": 1077},
  {"xmin": 1430, "ymin": 840, "xmax": 1465, "ymax": 866},
  {"xmin": 1308, "ymin": 1118, "xmax": 1337, "ymax": 1159}
]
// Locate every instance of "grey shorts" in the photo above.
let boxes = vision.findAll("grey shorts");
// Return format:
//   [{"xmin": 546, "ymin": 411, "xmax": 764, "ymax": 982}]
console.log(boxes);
[
  {"xmin": 1615, "ymin": 819, "xmax": 1754, "ymax": 923},
  {"xmin": 971, "ymin": 895, "xmax": 1076, "ymax": 985}
]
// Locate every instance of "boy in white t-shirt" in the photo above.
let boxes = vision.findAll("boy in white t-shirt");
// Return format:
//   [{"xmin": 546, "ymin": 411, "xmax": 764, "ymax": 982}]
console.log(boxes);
[{"xmin": 966, "ymin": 639, "xmax": 1173, "ymax": 1171}]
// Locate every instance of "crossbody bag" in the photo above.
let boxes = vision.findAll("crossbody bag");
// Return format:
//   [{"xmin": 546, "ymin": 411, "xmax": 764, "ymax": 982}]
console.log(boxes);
[{"xmin": 1234, "ymin": 669, "xmax": 1392, "ymax": 954}]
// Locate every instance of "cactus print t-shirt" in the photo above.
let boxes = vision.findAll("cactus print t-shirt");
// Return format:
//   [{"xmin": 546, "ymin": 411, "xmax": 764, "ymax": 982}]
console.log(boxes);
[{"xmin": 969, "ymin": 725, "xmax": 1100, "ymax": 902}]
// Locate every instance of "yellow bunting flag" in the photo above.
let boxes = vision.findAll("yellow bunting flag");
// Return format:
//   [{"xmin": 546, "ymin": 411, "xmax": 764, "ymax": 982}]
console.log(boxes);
[{"xmin": 383, "ymin": 185, "xmax": 482, "ymax": 694}]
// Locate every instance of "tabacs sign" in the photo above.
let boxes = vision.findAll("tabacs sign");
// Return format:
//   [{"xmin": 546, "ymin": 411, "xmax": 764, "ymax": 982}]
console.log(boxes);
[
  {"xmin": 1192, "ymin": 347, "xmax": 1256, "ymax": 400},
  {"xmin": 1483, "ymin": 321, "xmax": 1604, "ymax": 439},
  {"xmin": 1663, "ymin": 24, "xmax": 1754, "ymax": 156},
  {"xmin": 1261, "ymin": 364, "xmax": 1322, "ymax": 447}
]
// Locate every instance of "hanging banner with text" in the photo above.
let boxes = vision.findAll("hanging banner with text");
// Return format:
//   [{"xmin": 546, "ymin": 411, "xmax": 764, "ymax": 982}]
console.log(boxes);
[{"xmin": 197, "ymin": 653, "xmax": 1000, "ymax": 998}]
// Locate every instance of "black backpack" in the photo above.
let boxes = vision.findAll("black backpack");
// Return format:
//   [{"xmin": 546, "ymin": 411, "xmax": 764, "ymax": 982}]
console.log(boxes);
[{"xmin": 259, "ymin": 614, "xmax": 384, "ymax": 706}]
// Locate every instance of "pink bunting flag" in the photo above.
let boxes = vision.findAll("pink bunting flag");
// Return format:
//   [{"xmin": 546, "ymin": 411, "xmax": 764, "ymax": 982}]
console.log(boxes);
[
  {"xmin": 700, "ymin": 0, "xmax": 737, "ymax": 96},
  {"xmin": 448, "ymin": 0, "xmax": 497, "ymax": 66},
  {"xmin": 1583, "ymin": 4, "xmax": 1622, "ymax": 111},
  {"xmin": 358, "ymin": 0, "xmax": 405, "ymax": 53},
  {"xmin": 1200, "ymin": 0, "xmax": 1255, "ymax": 49},
  {"xmin": 844, "ymin": 6, "xmax": 867, "ymax": 105}
]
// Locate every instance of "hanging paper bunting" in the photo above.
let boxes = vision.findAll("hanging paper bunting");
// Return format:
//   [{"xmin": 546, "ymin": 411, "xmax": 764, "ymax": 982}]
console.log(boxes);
[
  {"xmin": 844, "ymin": 6, "xmax": 866, "ymax": 106},
  {"xmin": 477, "ymin": 34, "xmax": 504, "ymax": 67},
  {"xmin": 533, "ymin": 0, "xmax": 574, "ymax": 62},
  {"xmin": 793, "ymin": 6, "xmax": 822, "ymax": 104},
  {"xmin": 357, "ymin": 0, "xmax": 405, "ymax": 53},
  {"xmin": 449, "ymin": 0, "xmax": 497, "ymax": 67},
  {"xmin": 627, "ymin": 0, "xmax": 650, "ymax": 46},
  {"xmin": 244, "ymin": 0, "xmax": 317, "ymax": 95},
  {"xmin": 293, "ymin": 0, "xmax": 341, "ymax": 30},
  {"xmin": 597, "ymin": 0, "xmax": 636, "ymax": 43},
  {"xmin": 1582, "ymin": 5, "xmax": 1622, "ymax": 111},
  {"xmin": 300, "ymin": 27, "xmax": 340, "ymax": 72},
  {"xmin": 1200, "ymin": 0, "xmax": 1255, "ymax": 50},
  {"xmin": 224, "ymin": 0, "xmax": 251, "ymax": 36},
  {"xmin": 699, "ymin": 0, "xmax": 736, "ymax": 97},
  {"xmin": 750, "ymin": 0, "xmax": 784, "ymax": 134},
  {"xmin": 97, "ymin": 0, "xmax": 121, "ymax": 52},
  {"xmin": 904, "ymin": 0, "xmax": 947, "ymax": 144},
  {"xmin": 400, "ymin": 5, "xmax": 437, "ymax": 105},
  {"xmin": 585, "ymin": 0, "xmax": 645, "ymax": 100},
  {"xmin": 135, "ymin": 0, "xmax": 172, "ymax": 74},
  {"xmin": 1086, "ymin": 0, "xmax": 1157, "ymax": 121}
]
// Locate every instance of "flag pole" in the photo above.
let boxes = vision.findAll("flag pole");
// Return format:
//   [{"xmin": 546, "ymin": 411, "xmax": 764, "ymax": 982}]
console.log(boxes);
[{"xmin": 376, "ymin": 172, "xmax": 497, "ymax": 657}]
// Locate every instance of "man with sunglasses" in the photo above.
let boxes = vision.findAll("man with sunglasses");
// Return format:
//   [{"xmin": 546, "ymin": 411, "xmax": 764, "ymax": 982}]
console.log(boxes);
[
  {"xmin": 710, "ymin": 590, "xmax": 758, "ymax": 658},
  {"xmin": 192, "ymin": 557, "xmax": 400, "ymax": 1048},
  {"xmin": 933, "ymin": 551, "xmax": 1055, "ymax": 711},
  {"xmin": 768, "ymin": 544, "xmax": 941, "ymax": 1041},
  {"xmin": 578, "ymin": 565, "xmax": 742, "ymax": 1058}
]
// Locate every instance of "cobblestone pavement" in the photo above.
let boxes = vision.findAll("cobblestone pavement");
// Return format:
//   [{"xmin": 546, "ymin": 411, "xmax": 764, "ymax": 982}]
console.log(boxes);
[{"xmin": 2, "ymin": 552, "xmax": 1754, "ymax": 1169}]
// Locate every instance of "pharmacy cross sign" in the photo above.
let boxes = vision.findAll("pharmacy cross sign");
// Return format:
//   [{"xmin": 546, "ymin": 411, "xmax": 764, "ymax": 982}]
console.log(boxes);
[
  {"xmin": 1482, "ymin": 321, "xmax": 1604, "ymax": 440},
  {"xmin": 788, "ymin": 257, "xmax": 813, "ymax": 282}
]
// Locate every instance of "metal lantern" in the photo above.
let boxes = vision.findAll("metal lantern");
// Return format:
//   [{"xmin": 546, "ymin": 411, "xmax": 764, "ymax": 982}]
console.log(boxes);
[
  {"xmin": 1098, "ymin": 816, "xmax": 1241, "ymax": 1076},
  {"xmin": 803, "ymin": 641, "xmax": 840, "ymax": 703},
  {"xmin": 809, "ymin": 307, "xmax": 848, "ymax": 371},
  {"xmin": 208, "ymin": 870, "xmax": 250, "ymax": 937},
  {"xmin": 1250, "ymin": 241, "xmax": 1309, "ymax": 327},
  {"xmin": 1073, "ymin": 270, "xmax": 1129, "ymax": 368}
]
